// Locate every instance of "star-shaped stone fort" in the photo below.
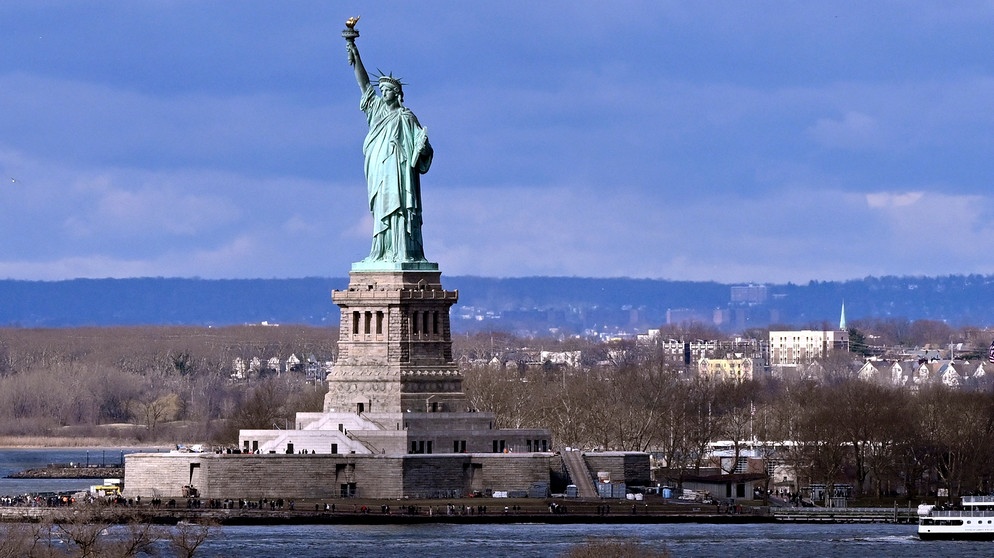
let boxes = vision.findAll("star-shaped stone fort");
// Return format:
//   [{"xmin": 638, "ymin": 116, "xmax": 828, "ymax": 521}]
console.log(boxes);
[{"xmin": 124, "ymin": 20, "xmax": 648, "ymax": 502}]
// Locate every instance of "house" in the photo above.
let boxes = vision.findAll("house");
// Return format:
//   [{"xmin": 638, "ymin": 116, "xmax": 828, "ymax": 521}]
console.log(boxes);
[
  {"xmin": 934, "ymin": 361, "xmax": 962, "ymax": 387},
  {"xmin": 698, "ymin": 357, "xmax": 756, "ymax": 382},
  {"xmin": 286, "ymin": 353, "xmax": 302, "ymax": 372},
  {"xmin": 266, "ymin": 357, "xmax": 281, "ymax": 374},
  {"xmin": 856, "ymin": 358, "xmax": 990, "ymax": 391},
  {"xmin": 857, "ymin": 361, "xmax": 880, "ymax": 383},
  {"xmin": 231, "ymin": 357, "xmax": 246, "ymax": 380}
]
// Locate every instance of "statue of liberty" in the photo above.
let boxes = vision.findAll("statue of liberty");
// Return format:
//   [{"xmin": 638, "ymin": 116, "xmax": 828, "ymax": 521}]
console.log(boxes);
[{"xmin": 344, "ymin": 21, "xmax": 434, "ymax": 266}]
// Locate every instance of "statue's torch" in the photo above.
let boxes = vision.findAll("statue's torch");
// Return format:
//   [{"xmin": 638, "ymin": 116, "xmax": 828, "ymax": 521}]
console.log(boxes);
[{"xmin": 343, "ymin": 16, "xmax": 360, "ymax": 65}]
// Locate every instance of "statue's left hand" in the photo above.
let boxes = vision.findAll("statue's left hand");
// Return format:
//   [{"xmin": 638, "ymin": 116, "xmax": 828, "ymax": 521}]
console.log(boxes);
[{"xmin": 415, "ymin": 128, "xmax": 428, "ymax": 152}]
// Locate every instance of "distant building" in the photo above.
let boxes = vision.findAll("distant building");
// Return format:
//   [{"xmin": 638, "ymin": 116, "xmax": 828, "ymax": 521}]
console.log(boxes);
[
  {"xmin": 231, "ymin": 357, "xmax": 246, "ymax": 380},
  {"xmin": 731, "ymin": 284, "xmax": 768, "ymax": 304},
  {"xmin": 857, "ymin": 359, "xmax": 990, "ymax": 391},
  {"xmin": 266, "ymin": 357, "xmax": 280, "ymax": 373},
  {"xmin": 666, "ymin": 308, "xmax": 706, "ymax": 325},
  {"xmin": 539, "ymin": 350, "xmax": 581, "ymax": 368},
  {"xmin": 698, "ymin": 357, "xmax": 757, "ymax": 382},
  {"xmin": 768, "ymin": 330, "xmax": 848, "ymax": 366},
  {"xmin": 635, "ymin": 330, "xmax": 764, "ymax": 369},
  {"xmin": 286, "ymin": 353, "xmax": 302, "ymax": 372}
]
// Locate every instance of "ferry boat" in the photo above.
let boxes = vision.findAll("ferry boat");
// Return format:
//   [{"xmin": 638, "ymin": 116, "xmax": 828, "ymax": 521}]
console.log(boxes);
[{"xmin": 918, "ymin": 495, "xmax": 994, "ymax": 540}]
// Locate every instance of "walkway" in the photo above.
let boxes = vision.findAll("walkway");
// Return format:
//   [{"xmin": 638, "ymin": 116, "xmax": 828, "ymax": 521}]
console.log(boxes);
[{"xmin": 560, "ymin": 450, "xmax": 598, "ymax": 498}]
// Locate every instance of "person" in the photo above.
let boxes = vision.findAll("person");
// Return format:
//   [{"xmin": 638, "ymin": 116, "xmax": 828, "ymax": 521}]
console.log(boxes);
[{"xmin": 346, "ymin": 39, "xmax": 433, "ymax": 263}]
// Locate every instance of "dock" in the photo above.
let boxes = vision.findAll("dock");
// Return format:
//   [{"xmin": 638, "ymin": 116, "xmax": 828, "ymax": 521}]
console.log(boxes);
[{"xmin": 771, "ymin": 507, "xmax": 918, "ymax": 524}]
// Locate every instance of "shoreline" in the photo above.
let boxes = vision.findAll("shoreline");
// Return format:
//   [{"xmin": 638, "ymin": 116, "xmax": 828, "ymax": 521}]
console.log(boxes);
[
  {"xmin": 0, "ymin": 445, "xmax": 162, "ymax": 480},
  {"xmin": 0, "ymin": 506, "xmax": 775, "ymax": 526},
  {"xmin": 5, "ymin": 467, "xmax": 124, "ymax": 480},
  {"xmin": 174, "ymin": 511, "xmax": 776, "ymax": 526},
  {"xmin": 0, "ymin": 441, "xmax": 169, "ymax": 450},
  {"xmin": 0, "ymin": 496, "xmax": 916, "ymax": 525}
]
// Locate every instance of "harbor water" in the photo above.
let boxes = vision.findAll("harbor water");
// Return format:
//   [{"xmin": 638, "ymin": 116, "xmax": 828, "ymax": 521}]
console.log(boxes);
[
  {"xmin": 0, "ymin": 447, "xmax": 152, "ymax": 495},
  {"xmin": 185, "ymin": 522, "xmax": 989, "ymax": 557}
]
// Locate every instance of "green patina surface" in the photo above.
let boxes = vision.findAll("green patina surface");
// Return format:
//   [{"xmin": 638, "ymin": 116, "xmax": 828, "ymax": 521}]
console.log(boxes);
[{"xmin": 345, "ymin": 22, "xmax": 435, "ymax": 268}]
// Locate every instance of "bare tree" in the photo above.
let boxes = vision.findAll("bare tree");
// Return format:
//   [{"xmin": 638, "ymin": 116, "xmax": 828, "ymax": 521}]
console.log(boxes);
[
  {"xmin": 562, "ymin": 538, "xmax": 670, "ymax": 558},
  {"xmin": 131, "ymin": 391, "xmax": 181, "ymax": 436},
  {"xmin": 168, "ymin": 520, "xmax": 216, "ymax": 558},
  {"xmin": 43, "ymin": 504, "xmax": 165, "ymax": 558},
  {"xmin": 0, "ymin": 522, "xmax": 49, "ymax": 558},
  {"xmin": 681, "ymin": 377, "xmax": 723, "ymax": 473},
  {"xmin": 538, "ymin": 371, "xmax": 597, "ymax": 449},
  {"xmin": 228, "ymin": 377, "xmax": 295, "ymax": 431},
  {"xmin": 465, "ymin": 364, "xmax": 522, "ymax": 429},
  {"xmin": 794, "ymin": 386, "xmax": 853, "ymax": 505}
]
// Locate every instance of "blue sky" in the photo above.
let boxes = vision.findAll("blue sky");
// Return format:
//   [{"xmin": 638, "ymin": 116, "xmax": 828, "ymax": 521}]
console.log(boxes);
[{"xmin": 1, "ymin": 1, "xmax": 993, "ymax": 283}]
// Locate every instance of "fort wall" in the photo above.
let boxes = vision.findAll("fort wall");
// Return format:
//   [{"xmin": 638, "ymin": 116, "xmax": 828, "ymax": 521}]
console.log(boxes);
[
  {"xmin": 124, "ymin": 452, "xmax": 562, "ymax": 500},
  {"xmin": 583, "ymin": 452, "xmax": 652, "ymax": 486}
]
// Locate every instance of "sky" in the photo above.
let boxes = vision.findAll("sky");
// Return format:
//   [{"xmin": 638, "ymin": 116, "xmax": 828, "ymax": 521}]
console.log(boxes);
[{"xmin": 1, "ymin": 1, "xmax": 993, "ymax": 284}]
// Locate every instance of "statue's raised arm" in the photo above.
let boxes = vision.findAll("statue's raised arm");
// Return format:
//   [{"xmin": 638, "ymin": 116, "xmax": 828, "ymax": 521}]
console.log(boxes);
[
  {"xmin": 341, "ymin": 18, "xmax": 434, "ymax": 268},
  {"xmin": 343, "ymin": 16, "xmax": 369, "ymax": 92},
  {"xmin": 346, "ymin": 40, "xmax": 370, "ymax": 92}
]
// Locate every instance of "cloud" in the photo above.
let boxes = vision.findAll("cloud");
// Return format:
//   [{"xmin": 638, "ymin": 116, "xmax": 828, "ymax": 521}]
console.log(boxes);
[
  {"xmin": 0, "ymin": 150, "xmax": 368, "ymax": 279},
  {"xmin": 865, "ymin": 192, "xmax": 924, "ymax": 209},
  {"xmin": 0, "ymin": 73, "xmax": 343, "ymax": 178},
  {"xmin": 807, "ymin": 112, "xmax": 882, "ymax": 150},
  {"xmin": 7, "ymin": 146, "xmax": 991, "ymax": 284},
  {"xmin": 3, "ymin": 3, "xmax": 994, "ymax": 284},
  {"xmin": 0, "ymin": 255, "xmax": 160, "ymax": 281},
  {"xmin": 426, "ymin": 179, "xmax": 994, "ymax": 283},
  {"xmin": 65, "ymin": 182, "xmax": 240, "ymax": 238},
  {"xmin": 866, "ymin": 191, "xmax": 993, "ymax": 259}
]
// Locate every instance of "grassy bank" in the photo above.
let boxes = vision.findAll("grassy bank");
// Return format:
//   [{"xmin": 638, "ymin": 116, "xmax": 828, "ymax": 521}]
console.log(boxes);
[{"xmin": 0, "ymin": 435, "xmax": 167, "ymax": 449}]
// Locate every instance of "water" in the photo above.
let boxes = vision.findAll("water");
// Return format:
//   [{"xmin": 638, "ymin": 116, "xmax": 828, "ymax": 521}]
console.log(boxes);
[
  {"xmin": 11, "ymin": 520, "xmax": 990, "ymax": 558},
  {"xmin": 3, "ymin": 449, "xmax": 993, "ymax": 556},
  {"xmin": 185, "ymin": 522, "xmax": 987, "ymax": 557},
  {"xmin": 0, "ymin": 447, "xmax": 153, "ymax": 495}
]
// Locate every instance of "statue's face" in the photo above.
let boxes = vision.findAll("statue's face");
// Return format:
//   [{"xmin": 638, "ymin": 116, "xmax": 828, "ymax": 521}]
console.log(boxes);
[{"xmin": 381, "ymin": 84, "xmax": 399, "ymax": 104}]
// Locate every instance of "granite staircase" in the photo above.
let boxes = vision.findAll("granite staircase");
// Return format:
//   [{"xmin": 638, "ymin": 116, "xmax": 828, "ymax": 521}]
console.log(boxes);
[{"xmin": 561, "ymin": 450, "xmax": 598, "ymax": 498}]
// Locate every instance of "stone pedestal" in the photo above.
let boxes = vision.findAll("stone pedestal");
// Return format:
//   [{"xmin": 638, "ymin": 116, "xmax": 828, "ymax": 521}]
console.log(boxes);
[{"xmin": 324, "ymin": 269, "xmax": 465, "ymax": 414}]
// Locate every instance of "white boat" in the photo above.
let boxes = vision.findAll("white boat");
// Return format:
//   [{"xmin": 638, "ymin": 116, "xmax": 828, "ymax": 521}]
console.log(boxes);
[{"xmin": 918, "ymin": 495, "xmax": 994, "ymax": 540}]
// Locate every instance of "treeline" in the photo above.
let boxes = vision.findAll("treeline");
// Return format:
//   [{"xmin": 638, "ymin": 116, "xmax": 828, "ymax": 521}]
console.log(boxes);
[
  {"xmin": 464, "ymin": 350, "xmax": 994, "ymax": 500},
  {"xmin": 5, "ymin": 322, "xmax": 994, "ymax": 499},
  {"xmin": 0, "ymin": 326, "xmax": 336, "ymax": 444}
]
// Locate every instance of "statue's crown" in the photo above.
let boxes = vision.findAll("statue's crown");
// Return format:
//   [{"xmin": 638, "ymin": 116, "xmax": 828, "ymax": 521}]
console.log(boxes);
[{"xmin": 375, "ymin": 70, "xmax": 406, "ymax": 92}]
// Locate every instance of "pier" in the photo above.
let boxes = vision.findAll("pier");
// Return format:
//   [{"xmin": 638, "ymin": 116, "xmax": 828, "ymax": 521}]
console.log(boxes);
[
  {"xmin": 0, "ymin": 495, "xmax": 923, "ymax": 525},
  {"xmin": 771, "ymin": 507, "xmax": 918, "ymax": 524}
]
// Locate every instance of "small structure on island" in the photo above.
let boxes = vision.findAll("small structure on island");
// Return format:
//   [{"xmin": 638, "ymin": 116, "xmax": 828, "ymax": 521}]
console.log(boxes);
[{"xmin": 124, "ymin": 19, "xmax": 646, "ymax": 501}]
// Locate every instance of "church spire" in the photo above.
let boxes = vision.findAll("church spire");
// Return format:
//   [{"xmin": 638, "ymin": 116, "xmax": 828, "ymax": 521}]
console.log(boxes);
[{"xmin": 839, "ymin": 300, "xmax": 847, "ymax": 331}]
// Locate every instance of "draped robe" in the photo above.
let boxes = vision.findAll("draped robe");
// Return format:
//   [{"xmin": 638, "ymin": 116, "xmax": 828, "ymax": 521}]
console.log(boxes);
[{"xmin": 360, "ymin": 84, "xmax": 433, "ymax": 262}]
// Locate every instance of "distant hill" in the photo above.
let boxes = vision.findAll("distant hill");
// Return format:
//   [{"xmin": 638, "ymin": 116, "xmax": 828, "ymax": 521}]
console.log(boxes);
[
  {"xmin": 2, "ymin": 275, "xmax": 994, "ymax": 332},
  {"xmin": 0, "ymin": 278, "xmax": 340, "ymax": 328}
]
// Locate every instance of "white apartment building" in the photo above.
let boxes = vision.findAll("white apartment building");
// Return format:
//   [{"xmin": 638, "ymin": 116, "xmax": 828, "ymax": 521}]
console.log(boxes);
[{"xmin": 768, "ymin": 330, "xmax": 847, "ymax": 366}]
